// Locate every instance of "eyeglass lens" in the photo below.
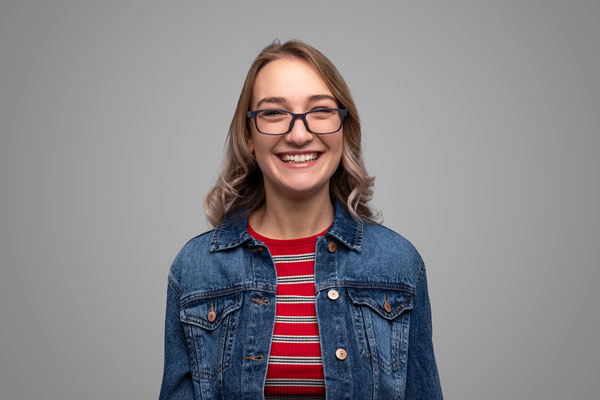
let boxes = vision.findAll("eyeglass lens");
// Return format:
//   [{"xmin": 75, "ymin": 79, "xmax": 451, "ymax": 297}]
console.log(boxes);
[{"xmin": 256, "ymin": 109, "xmax": 342, "ymax": 134}]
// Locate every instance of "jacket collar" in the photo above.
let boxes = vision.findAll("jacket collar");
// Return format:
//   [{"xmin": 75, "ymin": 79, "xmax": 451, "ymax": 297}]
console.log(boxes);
[{"xmin": 209, "ymin": 199, "xmax": 363, "ymax": 252}]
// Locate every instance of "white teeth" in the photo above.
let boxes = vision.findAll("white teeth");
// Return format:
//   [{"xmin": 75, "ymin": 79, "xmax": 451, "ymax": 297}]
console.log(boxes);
[{"xmin": 281, "ymin": 153, "xmax": 319, "ymax": 163}]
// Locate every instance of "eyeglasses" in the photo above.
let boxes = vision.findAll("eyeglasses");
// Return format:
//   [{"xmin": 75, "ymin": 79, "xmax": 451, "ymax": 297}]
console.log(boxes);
[{"xmin": 247, "ymin": 108, "xmax": 348, "ymax": 135}]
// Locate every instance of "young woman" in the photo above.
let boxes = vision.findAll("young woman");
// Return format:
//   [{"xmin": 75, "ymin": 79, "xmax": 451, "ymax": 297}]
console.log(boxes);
[{"xmin": 160, "ymin": 40, "xmax": 442, "ymax": 400}]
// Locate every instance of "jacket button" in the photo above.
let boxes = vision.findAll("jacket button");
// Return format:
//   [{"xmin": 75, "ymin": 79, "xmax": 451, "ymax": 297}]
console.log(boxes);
[
  {"xmin": 207, "ymin": 302, "xmax": 216, "ymax": 322},
  {"xmin": 335, "ymin": 348, "xmax": 347, "ymax": 360},
  {"xmin": 383, "ymin": 294, "xmax": 392, "ymax": 313},
  {"xmin": 327, "ymin": 241, "xmax": 337, "ymax": 253},
  {"xmin": 207, "ymin": 310, "xmax": 216, "ymax": 322},
  {"xmin": 327, "ymin": 289, "xmax": 339, "ymax": 300}
]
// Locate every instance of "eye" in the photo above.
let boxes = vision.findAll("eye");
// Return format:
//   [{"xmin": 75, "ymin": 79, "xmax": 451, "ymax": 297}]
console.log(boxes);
[
  {"xmin": 309, "ymin": 108, "xmax": 336, "ymax": 119},
  {"xmin": 311, "ymin": 107, "xmax": 335, "ymax": 113},
  {"xmin": 262, "ymin": 109, "xmax": 286, "ymax": 116}
]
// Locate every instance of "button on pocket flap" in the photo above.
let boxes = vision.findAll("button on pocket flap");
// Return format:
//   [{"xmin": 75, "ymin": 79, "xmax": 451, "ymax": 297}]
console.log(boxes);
[
  {"xmin": 180, "ymin": 292, "xmax": 243, "ymax": 330},
  {"xmin": 348, "ymin": 288, "xmax": 414, "ymax": 320}
]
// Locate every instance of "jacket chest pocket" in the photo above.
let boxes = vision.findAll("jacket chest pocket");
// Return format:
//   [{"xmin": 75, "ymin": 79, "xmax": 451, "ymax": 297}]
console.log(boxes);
[
  {"xmin": 180, "ymin": 292, "xmax": 243, "ymax": 380},
  {"xmin": 348, "ymin": 288, "xmax": 414, "ymax": 373}
]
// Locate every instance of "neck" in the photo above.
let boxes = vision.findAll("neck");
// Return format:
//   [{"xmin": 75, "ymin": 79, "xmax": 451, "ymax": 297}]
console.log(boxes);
[{"xmin": 249, "ymin": 186, "xmax": 335, "ymax": 240}]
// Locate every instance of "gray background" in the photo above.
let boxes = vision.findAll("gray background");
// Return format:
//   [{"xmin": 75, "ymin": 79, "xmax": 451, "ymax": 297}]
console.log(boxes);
[{"xmin": 1, "ymin": 1, "xmax": 598, "ymax": 399}]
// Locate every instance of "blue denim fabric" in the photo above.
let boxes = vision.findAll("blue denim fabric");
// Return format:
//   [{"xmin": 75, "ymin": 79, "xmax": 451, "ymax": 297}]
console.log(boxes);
[{"xmin": 160, "ymin": 201, "xmax": 443, "ymax": 399}]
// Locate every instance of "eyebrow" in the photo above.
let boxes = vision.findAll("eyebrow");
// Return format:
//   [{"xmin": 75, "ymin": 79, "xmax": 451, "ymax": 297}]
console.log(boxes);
[{"xmin": 255, "ymin": 94, "xmax": 338, "ymax": 109}]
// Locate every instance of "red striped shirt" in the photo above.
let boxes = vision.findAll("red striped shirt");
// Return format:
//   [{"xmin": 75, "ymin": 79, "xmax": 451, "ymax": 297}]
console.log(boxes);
[{"xmin": 248, "ymin": 223, "xmax": 327, "ymax": 398}]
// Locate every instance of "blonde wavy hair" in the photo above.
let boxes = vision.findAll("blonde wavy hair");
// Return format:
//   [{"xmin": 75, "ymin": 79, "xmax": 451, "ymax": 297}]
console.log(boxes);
[{"xmin": 205, "ymin": 39, "xmax": 379, "ymax": 227}]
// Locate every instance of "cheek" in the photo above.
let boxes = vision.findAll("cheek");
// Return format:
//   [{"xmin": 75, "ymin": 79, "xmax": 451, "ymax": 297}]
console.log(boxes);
[
  {"xmin": 328, "ymin": 135, "xmax": 344, "ymax": 161},
  {"xmin": 255, "ymin": 151, "xmax": 271, "ymax": 170},
  {"xmin": 252, "ymin": 135, "xmax": 278, "ymax": 167},
  {"xmin": 247, "ymin": 124, "xmax": 257, "ymax": 153}
]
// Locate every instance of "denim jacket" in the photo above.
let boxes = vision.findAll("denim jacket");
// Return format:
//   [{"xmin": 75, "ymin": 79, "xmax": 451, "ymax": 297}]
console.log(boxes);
[{"xmin": 160, "ymin": 202, "xmax": 443, "ymax": 399}]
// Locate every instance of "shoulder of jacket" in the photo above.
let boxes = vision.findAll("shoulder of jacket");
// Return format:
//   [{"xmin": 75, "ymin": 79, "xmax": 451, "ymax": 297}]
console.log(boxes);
[
  {"xmin": 168, "ymin": 229, "xmax": 216, "ymax": 289},
  {"xmin": 362, "ymin": 222, "xmax": 420, "ymax": 253},
  {"xmin": 360, "ymin": 222, "xmax": 426, "ymax": 273}
]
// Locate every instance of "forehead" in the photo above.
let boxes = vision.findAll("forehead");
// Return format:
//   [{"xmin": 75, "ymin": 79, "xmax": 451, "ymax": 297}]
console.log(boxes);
[{"xmin": 251, "ymin": 58, "xmax": 334, "ymax": 107}]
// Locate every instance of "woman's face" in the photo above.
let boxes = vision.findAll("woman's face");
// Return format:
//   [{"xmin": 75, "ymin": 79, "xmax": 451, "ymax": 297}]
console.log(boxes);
[{"xmin": 249, "ymin": 57, "xmax": 343, "ymax": 201}]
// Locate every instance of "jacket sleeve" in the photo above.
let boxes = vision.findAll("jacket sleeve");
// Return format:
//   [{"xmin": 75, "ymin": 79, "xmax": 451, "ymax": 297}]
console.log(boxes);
[
  {"xmin": 159, "ymin": 276, "xmax": 196, "ymax": 400},
  {"xmin": 404, "ymin": 267, "xmax": 443, "ymax": 399}
]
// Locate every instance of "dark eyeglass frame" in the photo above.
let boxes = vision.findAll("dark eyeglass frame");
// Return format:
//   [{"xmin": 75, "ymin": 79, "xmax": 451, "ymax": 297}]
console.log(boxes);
[{"xmin": 246, "ymin": 107, "xmax": 348, "ymax": 136}]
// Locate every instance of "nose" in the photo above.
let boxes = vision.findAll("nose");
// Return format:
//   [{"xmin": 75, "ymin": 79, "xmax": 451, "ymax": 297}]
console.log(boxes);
[{"xmin": 285, "ymin": 115, "xmax": 313, "ymax": 146}]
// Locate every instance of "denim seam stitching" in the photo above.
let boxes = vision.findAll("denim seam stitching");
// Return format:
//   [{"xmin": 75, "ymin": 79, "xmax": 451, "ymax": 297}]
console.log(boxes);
[
  {"xmin": 167, "ymin": 279, "xmax": 180, "ymax": 298},
  {"xmin": 415, "ymin": 265, "xmax": 426, "ymax": 291},
  {"xmin": 182, "ymin": 324, "xmax": 201, "ymax": 381},
  {"xmin": 212, "ymin": 223, "xmax": 222, "ymax": 250},
  {"xmin": 354, "ymin": 220, "xmax": 363, "ymax": 249},
  {"xmin": 241, "ymin": 283, "xmax": 257, "ymax": 400},
  {"xmin": 218, "ymin": 306, "xmax": 237, "ymax": 375},
  {"xmin": 356, "ymin": 329, "xmax": 407, "ymax": 371},
  {"xmin": 180, "ymin": 284, "xmax": 276, "ymax": 307},
  {"xmin": 338, "ymin": 286, "xmax": 353, "ymax": 399},
  {"xmin": 359, "ymin": 351, "xmax": 405, "ymax": 370},
  {"xmin": 347, "ymin": 298, "xmax": 413, "ymax": 320},
  {"xmin": 316, "ymin": 281, "xmax": 415, "ymax": 294}
]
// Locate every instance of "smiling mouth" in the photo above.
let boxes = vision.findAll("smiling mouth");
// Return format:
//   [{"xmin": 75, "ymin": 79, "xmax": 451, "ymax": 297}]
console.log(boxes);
[{"xmin": 278, "ymin": 152, "xmax": 321, "ymax": 163}]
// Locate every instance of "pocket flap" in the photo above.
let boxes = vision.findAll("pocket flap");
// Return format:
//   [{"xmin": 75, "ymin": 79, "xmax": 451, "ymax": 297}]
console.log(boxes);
[
  {"xmin": 180, "ymin": 292, "xmax": 243, "ymax": 330},
  {"xmin": 347, "ymin": 288, "xmax": 414, "ymax": 320}
]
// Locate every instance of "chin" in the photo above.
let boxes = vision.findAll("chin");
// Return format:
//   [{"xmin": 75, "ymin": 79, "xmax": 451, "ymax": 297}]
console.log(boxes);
[{"xmin": 279, "ymin": 181, "xmax": 328, "ymax": 198}]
